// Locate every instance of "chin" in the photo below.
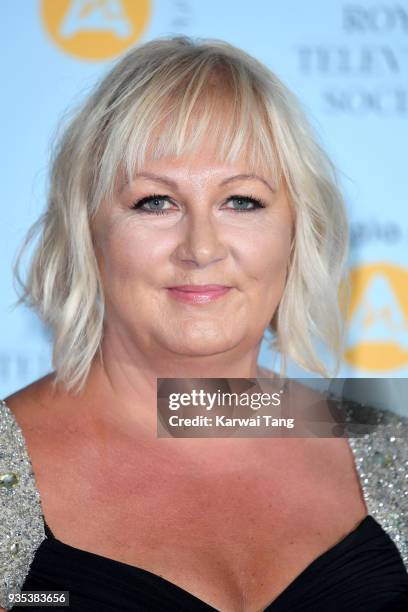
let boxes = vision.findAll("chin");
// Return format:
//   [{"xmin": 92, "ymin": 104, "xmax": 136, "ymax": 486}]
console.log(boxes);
[{"xmin": 162, "ymin": 334, "xmax": 242, "ymax": 357}]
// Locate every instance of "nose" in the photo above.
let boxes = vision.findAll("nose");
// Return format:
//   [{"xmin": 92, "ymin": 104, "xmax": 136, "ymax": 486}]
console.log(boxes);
[{"xmin": 173, "ymin": 208, "xmax": 228, "ymax": 268}]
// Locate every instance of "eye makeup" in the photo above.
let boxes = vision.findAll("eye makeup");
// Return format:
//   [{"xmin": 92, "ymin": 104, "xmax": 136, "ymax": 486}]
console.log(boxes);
[{"xmin": 130, "ymin": 194, "xmax": 267, "ymax": 215}]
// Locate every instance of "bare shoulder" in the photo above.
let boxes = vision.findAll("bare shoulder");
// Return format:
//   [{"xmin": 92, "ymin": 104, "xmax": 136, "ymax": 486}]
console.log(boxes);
[{"xmin": 3, "ymin": 372, "xmax": 71, "ymax": 439}]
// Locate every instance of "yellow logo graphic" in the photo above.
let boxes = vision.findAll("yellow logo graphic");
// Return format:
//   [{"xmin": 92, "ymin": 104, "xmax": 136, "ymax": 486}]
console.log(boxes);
[
  {"xmin": 41, "ymin": 0, "xmax": 151, "ymax": 61},
  {"xmin": 345, "ymin": 263, "xmax": 408, "ymax": 371}
]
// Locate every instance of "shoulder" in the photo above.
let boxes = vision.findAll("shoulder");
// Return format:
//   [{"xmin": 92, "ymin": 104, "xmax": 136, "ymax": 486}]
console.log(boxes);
[
  {"xmin": 0, "ymin": 395, "xmax": 46, "ymax": 610},
  {"xmin": 344, "ymin": 401, "xmax": 408, "ymax": 450},
  {"xmin": 3, "ymin": 372, "xmax": 58, "ymax": 426},
  {"xmin": 3, "ymin": 373, "xmax": 79, "ymax": 447},
  {"xmin": 345, "ymin": 401, "xmax": 408, "ymax": 571},
  {"xmin": 335, "ymin": 397, "xmax": 408, "ymax": 496}
]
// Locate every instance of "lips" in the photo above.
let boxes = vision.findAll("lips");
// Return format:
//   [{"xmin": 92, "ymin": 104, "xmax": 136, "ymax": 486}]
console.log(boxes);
[
  {"xmin": 168, "ymin": 285, "xmax": 231, "ymax": 292},
  {"xmin": 166, "ymin": 285, "xmax": 232, "ymax": 304}
]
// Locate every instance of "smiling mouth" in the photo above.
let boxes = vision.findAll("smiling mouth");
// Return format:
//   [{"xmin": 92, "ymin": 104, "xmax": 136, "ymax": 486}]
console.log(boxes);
[
  {"xmin": 166, "ymin": 285, "xmax": 232, "ymax": 304},
  {"xmin": 167, "ymin": 284, "xmax": 232, "ymax": 291}
]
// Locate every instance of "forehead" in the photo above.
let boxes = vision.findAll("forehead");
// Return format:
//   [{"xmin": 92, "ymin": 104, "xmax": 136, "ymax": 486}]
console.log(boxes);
[
  {"xmin": 140, "ymin": 145, "xmax": 269, "ymax": 177},
  {"xmin": 117, "ymin": 149, "xmax": 279, "ymax": 198}
]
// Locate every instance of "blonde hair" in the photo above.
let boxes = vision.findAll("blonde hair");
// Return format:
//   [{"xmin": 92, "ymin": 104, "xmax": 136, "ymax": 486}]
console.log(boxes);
[{"xmin": 13, "ymin": 35, "xmax": 350, "ymax": 394}]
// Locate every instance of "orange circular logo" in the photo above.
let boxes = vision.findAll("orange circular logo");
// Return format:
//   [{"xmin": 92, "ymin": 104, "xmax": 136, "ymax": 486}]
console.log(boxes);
[
  {"xmin": 41, "ymin": 0, "xmax": 151, "ymax": 61},
  {"xmin": 344, "ymin": 263, "xmax": 408, "ymax": 371}
]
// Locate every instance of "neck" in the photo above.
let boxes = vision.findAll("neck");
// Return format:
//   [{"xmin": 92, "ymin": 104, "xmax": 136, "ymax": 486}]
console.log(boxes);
[{"xmin": 64, "ymin": 331, "xmax": 271, "ymax": 440}]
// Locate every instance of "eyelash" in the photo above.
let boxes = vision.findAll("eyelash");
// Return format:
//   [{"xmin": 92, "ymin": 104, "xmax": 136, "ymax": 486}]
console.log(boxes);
[{"xmin": 130, "ymin": 194, "xmax": 267, "ymax": 215}]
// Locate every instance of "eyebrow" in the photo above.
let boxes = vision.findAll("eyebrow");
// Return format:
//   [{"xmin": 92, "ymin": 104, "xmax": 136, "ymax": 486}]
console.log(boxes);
[{"xmin": 128, "ymin": 172, "xmax": 276, "ymax": 194}]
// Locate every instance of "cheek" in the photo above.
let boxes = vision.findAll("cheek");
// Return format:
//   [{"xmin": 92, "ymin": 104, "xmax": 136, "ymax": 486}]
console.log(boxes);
[
  {"xmin": 237, "ymin": 220, "xmax": 292, "ymax": 283},
  {"xmin": 96, "ymin": 222, "xmax": 167, "ymax": 282}
]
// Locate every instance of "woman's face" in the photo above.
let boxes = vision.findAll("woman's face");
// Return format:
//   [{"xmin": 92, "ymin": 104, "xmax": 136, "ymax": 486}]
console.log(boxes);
[{"xmin": 93, "ymin": 144, "xmax": 294, "ymax": 364}]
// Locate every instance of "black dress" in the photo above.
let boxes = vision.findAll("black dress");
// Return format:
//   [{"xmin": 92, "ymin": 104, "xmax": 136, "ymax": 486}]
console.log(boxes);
[{"xmin": 14, "ymin": 513, "xmax": 408, "ymax": 612}]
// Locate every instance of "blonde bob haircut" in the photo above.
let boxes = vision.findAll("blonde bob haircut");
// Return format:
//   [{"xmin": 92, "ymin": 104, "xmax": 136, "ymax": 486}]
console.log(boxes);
[{"xmin": 13, "ymin": 35, "xmax": 350, "ymax": 394}]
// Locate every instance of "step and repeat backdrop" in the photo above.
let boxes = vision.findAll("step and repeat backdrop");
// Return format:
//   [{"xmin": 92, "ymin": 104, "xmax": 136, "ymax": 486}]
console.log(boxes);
[{"xmin": 1, "ymin": 1, "xmax": 407, "ymax": 408}]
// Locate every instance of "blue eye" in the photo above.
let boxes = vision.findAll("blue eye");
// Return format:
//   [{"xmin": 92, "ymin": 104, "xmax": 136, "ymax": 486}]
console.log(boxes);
[
  {"xmin": 130, "ymin": 194, "xmax": 266, "ymax": 215},
  {"xmin": 131, "ymin": 194, "xmax": 171, "ymax": 215},
  {"xmin": 227, "ymin": 196, "xmax": 266, "ymax": 212}
]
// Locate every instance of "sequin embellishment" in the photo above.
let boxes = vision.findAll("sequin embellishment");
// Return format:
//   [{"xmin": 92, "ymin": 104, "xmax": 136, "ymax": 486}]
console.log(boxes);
[
  {"xmin": 0, "ymin": 400, "xmax": 46, "ymax": 610},
  {"xmin": 345, "ymin": 401, "xmax": 408, "ymax": 571}
]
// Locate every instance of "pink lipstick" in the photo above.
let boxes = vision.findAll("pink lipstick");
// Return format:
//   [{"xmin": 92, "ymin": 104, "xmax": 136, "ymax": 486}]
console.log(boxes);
[{"xmin": 166, "ymin": 285, "xmax": 232, "ymax": 304}]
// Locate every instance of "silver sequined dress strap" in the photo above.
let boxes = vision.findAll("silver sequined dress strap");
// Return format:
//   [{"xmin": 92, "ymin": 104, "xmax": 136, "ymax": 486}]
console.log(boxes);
[
  {"xmin": 345, "ymin": 402, "xmax": 408, "ymax": 571},
  {"xmin": 0, "ymin": 399, "xmax": 46, "ymax": 611}
]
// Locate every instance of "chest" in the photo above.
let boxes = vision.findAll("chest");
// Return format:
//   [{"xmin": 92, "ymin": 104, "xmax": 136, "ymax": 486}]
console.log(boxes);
[{"xmin": 28, "ymin": 434, "xmax": 367, "ymax": 611}]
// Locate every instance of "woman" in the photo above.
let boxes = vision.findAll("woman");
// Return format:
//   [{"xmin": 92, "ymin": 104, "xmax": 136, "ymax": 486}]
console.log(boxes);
[{"xmin": 1, "ymin": 36, "xmax": 407, "ymax": 611}]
